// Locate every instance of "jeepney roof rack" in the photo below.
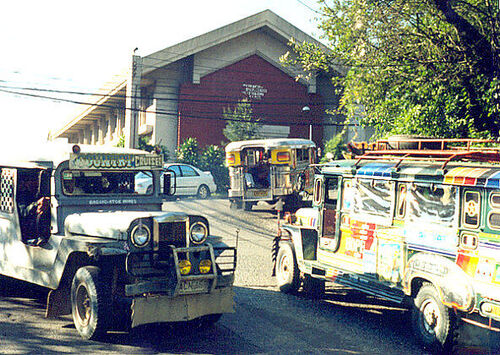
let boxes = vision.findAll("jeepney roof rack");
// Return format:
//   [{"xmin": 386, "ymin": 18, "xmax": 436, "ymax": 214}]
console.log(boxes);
[{"xmin": 347, "ymin": 137, "xmax": 500, "ymax": 169}]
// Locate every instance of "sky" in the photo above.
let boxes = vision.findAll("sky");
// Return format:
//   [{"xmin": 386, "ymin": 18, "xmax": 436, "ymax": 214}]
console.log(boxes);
[{"xmin": 0, "ymin": 0, "xmax": 323, "ymax": 150}]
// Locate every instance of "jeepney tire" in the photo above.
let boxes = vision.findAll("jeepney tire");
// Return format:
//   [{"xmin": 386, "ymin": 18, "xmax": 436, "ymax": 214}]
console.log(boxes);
[
  {"xmin": 197, "ymin": 185, "xmax": 210, "ymax": 199},
  {"xmin": 243, "ymin": 201, "xmax": 254, "ymax": 211},
  {"xmin": 275, "ymin": 242, "xmax": 300, "ymax": 294},
  {"xmin": 411, "ymin": 282, "xmax": 456, "ymax": 352},
  {"xmin": 71, "ymin": 266, "xmax": 111, "ymax": 340},
  {"xmin": 302, "ymin": 274, "xmax": 325, "ymax": 298}
]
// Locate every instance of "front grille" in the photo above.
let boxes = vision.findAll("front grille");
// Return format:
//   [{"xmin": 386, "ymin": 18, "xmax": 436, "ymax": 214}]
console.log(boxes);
[{"xmin": 158, "ymin": 221, "xmax": 187, "ymax": 249}]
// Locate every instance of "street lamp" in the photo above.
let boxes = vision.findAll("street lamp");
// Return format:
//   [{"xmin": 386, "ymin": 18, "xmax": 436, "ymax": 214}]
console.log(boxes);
[{"xmin": 302, "ymin": 106, "xmax": 312, "ymax": 141}]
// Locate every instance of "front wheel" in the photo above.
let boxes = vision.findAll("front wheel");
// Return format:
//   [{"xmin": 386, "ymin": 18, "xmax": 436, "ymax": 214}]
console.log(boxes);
[
  {"xmin": 197, "ymin": 185, "xmax": 210, "ymax": 199},
  {"xmin": 275, "ymin": 242, "xmax": 300, "ymax": 293},
  {"xmin": 411, "ymin": 282, "xmax": 456, "ymax": 352},
  {"xmin": 71, "ymin": 266, "xmax": 111, "ymax": 340}
]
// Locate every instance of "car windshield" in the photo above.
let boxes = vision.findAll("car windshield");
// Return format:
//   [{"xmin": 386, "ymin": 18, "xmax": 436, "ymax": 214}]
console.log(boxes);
[{"xmin": 61, "ymin": 170, "xmax": 153, "ymax": 196}]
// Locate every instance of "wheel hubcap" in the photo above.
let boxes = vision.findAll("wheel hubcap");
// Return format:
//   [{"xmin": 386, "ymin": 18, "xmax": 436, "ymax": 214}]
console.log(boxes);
[
  {"xmin": 278, "ymin": 254, "xmax": 290, "ymax": 283},
  {"xmin": 421, "ymin": 298, "xmax": 440, "ymax": 334},
  {"xmin": 76, "ymin": 284, "xmax": 91, "ymax": 326},
  {"xmin": 199, "ymin": 186, "xmax": 208, "ymax": 198}
]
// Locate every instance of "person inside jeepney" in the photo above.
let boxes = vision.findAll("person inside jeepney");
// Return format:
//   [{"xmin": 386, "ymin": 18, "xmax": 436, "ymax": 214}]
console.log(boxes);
[
  {"xmin": 254, "ymin": 152, "xmax": 270, "ymax": 188},
  {"xmin": 17, "ymin": 169, "xmax": 51, "ymax": 246}
]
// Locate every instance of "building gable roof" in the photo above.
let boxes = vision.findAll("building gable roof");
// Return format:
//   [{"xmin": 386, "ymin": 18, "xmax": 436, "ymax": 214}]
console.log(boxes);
[{"xmin": 142, "ymin": 10, "xmax": 338, "ymax": 76}]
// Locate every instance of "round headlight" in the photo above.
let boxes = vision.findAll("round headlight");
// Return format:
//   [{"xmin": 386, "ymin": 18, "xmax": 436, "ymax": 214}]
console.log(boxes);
[
  {"xmin": 190, "ymin": 221, "xmax": 208, "ymax": 244},
  {"xmin": 131, "ymin": 223, "xmax": 151, "ymax": 247}
]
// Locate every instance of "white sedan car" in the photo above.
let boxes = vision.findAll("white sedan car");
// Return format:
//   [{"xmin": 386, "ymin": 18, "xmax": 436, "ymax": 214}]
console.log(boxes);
[{"xmin": 164, "ymin": 163, "xmax": 217, "ymax": 199}]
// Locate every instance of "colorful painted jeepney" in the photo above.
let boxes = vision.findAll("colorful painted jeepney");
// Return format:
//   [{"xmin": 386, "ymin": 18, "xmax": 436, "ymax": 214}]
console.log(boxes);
[
  {"xmin": 273, "ymin": 141, "xmax": 500, "ymax": 351},
  {"xmin": 225, "ymin": 138, "xmax": 316, "ymax": 211},
  {"xmin": 0, "ymin": 143, "xmax": 237, "ymax": 340}
]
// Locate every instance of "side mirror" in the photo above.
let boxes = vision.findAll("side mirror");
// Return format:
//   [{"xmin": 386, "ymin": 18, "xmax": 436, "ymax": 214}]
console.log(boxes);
[{"xmin": 163, "ymin": 169, "xmax": 176, "ymax": 196}]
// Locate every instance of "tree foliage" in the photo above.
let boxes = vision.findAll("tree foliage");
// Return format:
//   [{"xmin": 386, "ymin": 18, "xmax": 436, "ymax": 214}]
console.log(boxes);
[
  {"xmin": 286, "ymin": 0, "xmax": 500, "ymax": 138},
  {"xmin": 176, "ymin": 138, "xmax": 228, "ymax": 193},
  {"xmin": 176, "ymin": 137, "xmax": 200, "ymax": 166},
  {"xmin": 222, "ymin": 99, "xmax": 262, "ymax": 141}
]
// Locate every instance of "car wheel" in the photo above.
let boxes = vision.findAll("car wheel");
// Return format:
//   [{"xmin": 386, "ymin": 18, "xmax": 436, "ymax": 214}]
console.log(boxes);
[
  {"xmin": 71, "ymin": 266, "xmax": 111, "ymax": 340},
  {"xmin": 411, "ymin": 282, "xmax": 456, "ymax": 352},
  {"xmin": 197, "ymin": 185, "xmax": 210, "ymax": 199},
  {"xmin": 275, "ymin": 242, "xmax": 300, "ymax": 294}
]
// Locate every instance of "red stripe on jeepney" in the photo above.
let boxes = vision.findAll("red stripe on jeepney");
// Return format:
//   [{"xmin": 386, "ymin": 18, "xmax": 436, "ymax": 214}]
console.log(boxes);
[{"xmin": 464, "ymin": 177, "xmax": 477, "ymax": 186}]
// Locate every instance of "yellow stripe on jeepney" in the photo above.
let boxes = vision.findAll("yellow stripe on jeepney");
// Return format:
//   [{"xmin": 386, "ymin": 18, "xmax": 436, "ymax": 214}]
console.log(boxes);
[
  {"xmin": 226, "ymin": 151, "xmax": 241, "ymax": 167},
  {"xmin": 444, "ymin": 167, "xmax": 489, "ymax": 185},
  {"xmin": 270, "ymin": 149, "xmax": 291, "ymax": 165}
]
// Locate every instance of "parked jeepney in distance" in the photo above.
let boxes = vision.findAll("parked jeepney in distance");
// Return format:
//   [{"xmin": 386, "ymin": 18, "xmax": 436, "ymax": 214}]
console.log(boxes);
[
  {"xmin": 273, "ymin": 138, "xmax": 500, "ymax": 352},
  {"xmin": 0, "ymin": 143, "xmax": 237, "ymax": 339},
  {"xmin": 225, "ymin": 138, "xmax": 316, "ymax": 211}
]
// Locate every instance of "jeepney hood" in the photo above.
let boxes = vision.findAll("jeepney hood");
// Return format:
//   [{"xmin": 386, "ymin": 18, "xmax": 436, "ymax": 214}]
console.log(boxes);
[
  {"xmin": 64, "ymin": 211, "xmax": 188, "ymax": 239},
  {"xmin": 294, "ymin": 207, "xmax": 319, "ymax": 228}
]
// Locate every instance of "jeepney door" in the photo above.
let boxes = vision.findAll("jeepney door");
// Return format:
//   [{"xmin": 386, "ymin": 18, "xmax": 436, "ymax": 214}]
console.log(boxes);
[{"xmin": 318, "ymin": 176, "xmax": 342, "ymax": 252}]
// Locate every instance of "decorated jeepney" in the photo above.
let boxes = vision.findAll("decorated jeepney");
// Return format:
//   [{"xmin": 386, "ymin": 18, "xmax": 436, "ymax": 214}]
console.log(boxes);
[
  {"xmin": 225, "ymin": 138, "xmax": 316, "ymax": 211},
  {"xmin": 273, "ymin": 138, "xmax": 500, "ymax": 352},
  {"xmin": 0, "ymin": 143, "xmax": 237, "ymax": 339}
]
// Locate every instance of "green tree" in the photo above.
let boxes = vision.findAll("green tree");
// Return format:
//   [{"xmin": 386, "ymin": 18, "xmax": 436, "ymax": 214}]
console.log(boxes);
[
  {"xmin": 199, "ymin": 145, "xmax": 229, "ymax": 192},
  {"xmin": 176, "ymin": 137, "xmax": 199, "ymax": 166},
  {"xmin": 223, "ymin": 99, "xmax": 262, "ymax": 141},
  {"xmin": 285, "ymin": 0, "xmax": 500, "ymax": 138}
]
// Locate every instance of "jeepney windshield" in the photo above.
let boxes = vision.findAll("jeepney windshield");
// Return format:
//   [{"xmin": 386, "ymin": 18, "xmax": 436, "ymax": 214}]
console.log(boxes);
[{"xmin": 61, "ymin": 170, "xmax": 153, "ymax": 196}]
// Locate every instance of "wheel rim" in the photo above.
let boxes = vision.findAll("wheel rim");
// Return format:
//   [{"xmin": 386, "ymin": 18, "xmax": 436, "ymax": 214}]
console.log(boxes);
[
  {"xmin": 75, "ymin": 284, "xmax": 91, "ymax": 326},
  {"xmin": 421, "ymin": 298, "xmax": 441, "ymax": 335},
  {"xmin": 277, "ymin": 253, "xmax": 291, "ymax": 284},
  {"xmin": 199, "ymin": 186, "xmax": 208, "ymax": 198}
]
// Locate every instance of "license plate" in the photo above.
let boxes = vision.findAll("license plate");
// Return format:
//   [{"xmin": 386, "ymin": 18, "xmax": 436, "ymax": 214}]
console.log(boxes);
[
  {"xmin": 252, "ymin": 190, "xmax": 269, "ymax": 197},
  {"xmin": 178, "ymin": 279, "xmax": 209, "ymax": 294}
]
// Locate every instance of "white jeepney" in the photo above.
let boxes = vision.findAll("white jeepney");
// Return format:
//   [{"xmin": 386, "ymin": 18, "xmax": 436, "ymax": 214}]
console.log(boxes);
[{"xmin": 0, "ymin": 143, "xmax": 237, "ymax": 339}]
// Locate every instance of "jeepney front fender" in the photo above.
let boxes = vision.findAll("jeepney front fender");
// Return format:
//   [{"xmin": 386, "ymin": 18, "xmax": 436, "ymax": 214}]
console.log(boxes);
[
  {"xmin": 273, "ymin": 224, "xmax": 315, "ymax": 276},
  {"xmin": 403, "ymin": 253, "xmax": 475, "ymax": 312}
]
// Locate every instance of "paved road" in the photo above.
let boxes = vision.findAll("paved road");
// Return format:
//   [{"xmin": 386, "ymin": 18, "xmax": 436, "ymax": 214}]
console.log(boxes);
[{"xmin": 0, "ymin": 198, "xmax": 497, "ymax": 354}]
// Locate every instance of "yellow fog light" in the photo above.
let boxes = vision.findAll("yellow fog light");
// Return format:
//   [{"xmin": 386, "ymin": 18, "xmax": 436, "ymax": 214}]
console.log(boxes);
[
  {"xmin": 199, "ymin": 259, "xmax": 212, "ymax": 274},
  {"xmin": 179, "ymin": 260, "xmax": 192, "ymax": 275}
]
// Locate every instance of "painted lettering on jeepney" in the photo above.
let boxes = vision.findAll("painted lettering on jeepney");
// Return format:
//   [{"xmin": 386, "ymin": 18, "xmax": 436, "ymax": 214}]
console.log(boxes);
[
  {"xmin": 405, "ymin": 227, "xmax": 456, "ymax": 254},
  {"xmin": 70, "ymin": 153, "xmax": 163, "ymax": 170},
  {"xmin": 344, "ymin": 236, "xmax": 365, "ymax": 258},
  {"xmin": 343, "ymin": 219, "xmax": 376, "ymax": 259}
]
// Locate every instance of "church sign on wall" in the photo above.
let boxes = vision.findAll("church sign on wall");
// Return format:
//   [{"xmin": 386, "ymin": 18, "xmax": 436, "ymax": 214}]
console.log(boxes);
[{"xmin": 242, "ymin": 84, "xmax": 267, "ymax": 100}]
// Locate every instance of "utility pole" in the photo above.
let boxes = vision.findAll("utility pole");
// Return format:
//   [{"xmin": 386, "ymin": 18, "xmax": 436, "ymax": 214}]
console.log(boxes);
[{"xmin": 125, "ymin": 50, "xmax": 142, "ymax": 149}]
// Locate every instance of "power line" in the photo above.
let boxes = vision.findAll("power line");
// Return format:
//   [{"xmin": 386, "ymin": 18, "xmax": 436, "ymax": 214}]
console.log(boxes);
[
  {"xmin": 0, "ymin": 88, "xmax": 353, "ymax": 127},
  {"xmin": 0, "ymin": 82, "xmax": 329, "ymax": 107}
]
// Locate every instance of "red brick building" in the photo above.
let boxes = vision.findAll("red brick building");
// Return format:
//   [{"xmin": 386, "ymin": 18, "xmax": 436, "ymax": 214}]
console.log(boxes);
[{"xmin": 52, "ymin": 10, "xmax": 365, "ymax": 157}]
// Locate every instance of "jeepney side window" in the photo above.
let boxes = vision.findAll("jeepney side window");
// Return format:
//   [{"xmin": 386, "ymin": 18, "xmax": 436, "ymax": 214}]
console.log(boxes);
[
  {"xmin": 313, "ymin": 179, "xmax": 323, "ymax": 205},
  {"xmin": 297, "ymin": 148, "xmax": 308, "ymax": 162},
  {"xmin": 396, "ymin": 183, "xmax": 408, "ymax": 218},
  {"xmin": 353, "ymin": 179, "xmax": 393, "ymax": 217},
  {"xmin": 487, "ymin": 192, "xmax": 500, "ymax": 230},
  {"xmin": 462, "ymin": 191, "xmax": 481, "ymax": 229},
  {"xmin": 406, "ymin": 183, "xmax": 456, "ymax": 227}
]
